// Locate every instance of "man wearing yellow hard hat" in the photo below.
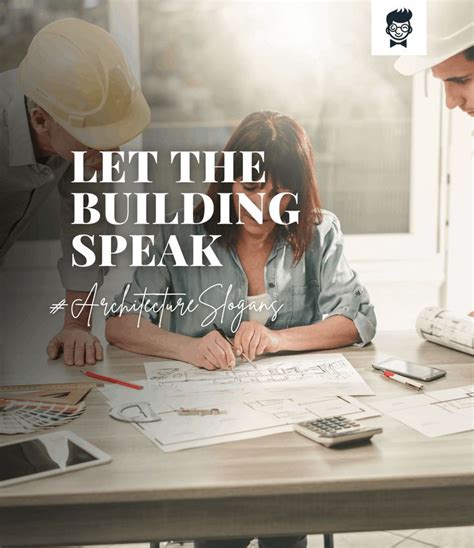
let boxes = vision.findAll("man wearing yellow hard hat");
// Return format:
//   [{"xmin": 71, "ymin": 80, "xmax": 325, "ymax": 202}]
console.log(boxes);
[
  {"xmin": 395, "ymin": 1, "xmax": 473, "ymax": 116},
  {"xmin": 0, "ymin": 18, "xmax": 151, "ymax": 366}
]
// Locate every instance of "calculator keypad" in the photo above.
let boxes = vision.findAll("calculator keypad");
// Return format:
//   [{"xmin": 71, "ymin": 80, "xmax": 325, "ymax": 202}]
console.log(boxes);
[{"xmin": 300, "ymin": 416, "xmax": 360, "ymax": 436}]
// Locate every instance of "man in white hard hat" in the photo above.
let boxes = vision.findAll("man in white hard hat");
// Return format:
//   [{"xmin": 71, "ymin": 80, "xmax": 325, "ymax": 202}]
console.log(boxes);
[
  {"xmin": 395, "ymin": 1, "xmax": 473, "ymax": 115},
  {"xmin": 396, "ymin": 2, "xmax": 473, "ymax": 317},
  {"xmin": 0, "ymin": 18, "xmax": 151, "ymax": 366}
]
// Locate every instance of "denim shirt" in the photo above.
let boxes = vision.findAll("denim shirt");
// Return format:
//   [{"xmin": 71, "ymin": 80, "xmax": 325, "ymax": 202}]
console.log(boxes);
[{"xmin": 111, "ymin": 210, "xmax": 376, "ymax": 345}]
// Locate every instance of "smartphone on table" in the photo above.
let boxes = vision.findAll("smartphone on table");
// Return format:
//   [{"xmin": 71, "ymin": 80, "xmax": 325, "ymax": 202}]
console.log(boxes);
[{"xmin": 372, "ymin": 357, "xmax": 446, "ymax": 382}]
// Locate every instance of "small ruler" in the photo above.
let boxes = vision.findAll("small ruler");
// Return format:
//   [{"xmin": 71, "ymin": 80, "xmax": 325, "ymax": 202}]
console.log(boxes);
[
  {"xmin": 0, "ymin": 382, "xmax": 94, "ymax": 392},
  {"xmin": 178, "ymin": 407, "xmax": 226, "ymax": 416}
]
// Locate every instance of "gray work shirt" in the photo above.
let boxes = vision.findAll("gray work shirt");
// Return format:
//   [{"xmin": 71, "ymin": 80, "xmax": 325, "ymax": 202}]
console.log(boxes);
[
  {"xmin": 0, "ymin": 69, "xmax": 106, "ymax": 290},
  {"xmin": 111, "ymin": 210, "xmax": 377, "ymax": 345}
]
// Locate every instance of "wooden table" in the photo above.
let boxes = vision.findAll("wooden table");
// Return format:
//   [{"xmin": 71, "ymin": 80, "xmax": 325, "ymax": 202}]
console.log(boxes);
[{"xmin": 0, "ymin": 331, "xmax": 473, "ymax": 546}]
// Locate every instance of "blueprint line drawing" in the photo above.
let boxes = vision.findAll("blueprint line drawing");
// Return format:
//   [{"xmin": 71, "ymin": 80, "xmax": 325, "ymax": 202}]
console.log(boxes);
[
  {"xmin": 447, "ymin": 393, "xmax": 474, "ymax": 409},
  {"xmin": 145, "ymin": 353, "xmax": 374, "ymax": 396},
  {"xmin": 150, "ymin": 360, "xmax": 356, "ymax": 385},
  {"xmin": 100, "ymin": 353, "xmax": 377, "ymax": 451},
  {"xmin": 370, "ymin": 385, "xmax": 474, "ymax": 438},
  {"xmin": 101, "ymin": 386, "xmax": 379, "ymax": 452},
  {"xmin": 416, "ymin": 307, "xmax": 474, "ymax": 356},
  {"xmin": 245, "ymin": 395, "xmax": 374, "ymax": 422}
]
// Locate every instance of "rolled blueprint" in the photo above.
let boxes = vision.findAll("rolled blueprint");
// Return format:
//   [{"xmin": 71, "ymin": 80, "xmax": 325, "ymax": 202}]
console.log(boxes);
[{"xmin": 416, "ymin": 307, "xmax": 474, "ymax": 356}]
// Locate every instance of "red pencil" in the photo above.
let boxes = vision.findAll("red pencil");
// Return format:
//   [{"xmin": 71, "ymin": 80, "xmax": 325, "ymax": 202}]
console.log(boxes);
[{"xmin": 81, "ymin": 370, "xmax": 143, "ymax": 390}]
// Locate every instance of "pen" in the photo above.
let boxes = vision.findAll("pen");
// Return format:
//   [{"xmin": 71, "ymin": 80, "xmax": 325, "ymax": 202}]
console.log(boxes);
[
  {"xmin": 383, "ymin": 370, "xmax": 423, "ymax": 391},
  {"xmin": 81, "ymin": 371, "xmax": 143, "ymax": 390},
  {"xmin": 212, "ymin": 323, "xmax": 258, "ymax": 369}
]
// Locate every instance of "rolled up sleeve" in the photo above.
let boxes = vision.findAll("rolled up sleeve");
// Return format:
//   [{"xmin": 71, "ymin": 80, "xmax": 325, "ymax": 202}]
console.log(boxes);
[{"xmin": 318, "ymin": 216, "xmax": 376, "ymax": 346}]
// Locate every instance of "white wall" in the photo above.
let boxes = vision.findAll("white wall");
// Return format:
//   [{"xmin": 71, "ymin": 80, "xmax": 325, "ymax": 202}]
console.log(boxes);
[{"xmin": 443, "ymin": 109, "xmax": 474, "ymax": 314}]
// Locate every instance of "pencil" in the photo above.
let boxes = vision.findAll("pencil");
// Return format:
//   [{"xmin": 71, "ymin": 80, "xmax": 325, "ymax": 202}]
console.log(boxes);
[
  {"xmin": 81, "ymin": 371, "xmax": 143, "ymax": 390},
  {"xmin": 212, "ymin": 323, "xmax": 258, "ymax": 369}
]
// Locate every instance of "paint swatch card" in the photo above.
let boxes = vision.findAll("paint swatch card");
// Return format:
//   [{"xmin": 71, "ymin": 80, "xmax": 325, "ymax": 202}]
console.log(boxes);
[{"xmin": 0, "ymin": 399, "xmax": 86, "ymax": 435}]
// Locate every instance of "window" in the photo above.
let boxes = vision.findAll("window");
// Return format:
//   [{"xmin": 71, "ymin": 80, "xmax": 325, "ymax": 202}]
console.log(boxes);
[{"xmin": 139, "ymin": 0, "xmax": 417, "ymax": 237}]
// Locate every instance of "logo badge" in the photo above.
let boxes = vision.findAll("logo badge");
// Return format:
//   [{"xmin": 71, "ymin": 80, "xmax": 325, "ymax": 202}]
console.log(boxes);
[{"xmin": 372, "ymin": 0, "xmax": 426, "ymax": 56}]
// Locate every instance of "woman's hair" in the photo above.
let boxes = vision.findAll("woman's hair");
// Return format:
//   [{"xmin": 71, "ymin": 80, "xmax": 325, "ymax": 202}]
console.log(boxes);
[{"xmin": 198, "ymin": 111, "xmax": 323, "ymax": 263}]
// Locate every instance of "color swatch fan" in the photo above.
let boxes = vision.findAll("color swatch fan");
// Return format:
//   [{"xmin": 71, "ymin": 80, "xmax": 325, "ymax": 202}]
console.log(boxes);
[{"xmin": 0, "ymin": 399, "xmax": 86, "ymax": 435}]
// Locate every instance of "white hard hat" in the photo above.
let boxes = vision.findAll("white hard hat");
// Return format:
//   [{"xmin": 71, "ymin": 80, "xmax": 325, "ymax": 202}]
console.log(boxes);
[
  {"xmin": 395, "ymin": 1, "xmax": 473, "ymax": 75},
  {"xmin": 18, "ymin": 18, "xmax": 151, "ymax": 149}
]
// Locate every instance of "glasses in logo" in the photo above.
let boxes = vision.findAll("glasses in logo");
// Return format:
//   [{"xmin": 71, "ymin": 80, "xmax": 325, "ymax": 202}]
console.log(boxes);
[{"xmin": 390, "ymin": 23, "xmax": 410, "ymax": 33}]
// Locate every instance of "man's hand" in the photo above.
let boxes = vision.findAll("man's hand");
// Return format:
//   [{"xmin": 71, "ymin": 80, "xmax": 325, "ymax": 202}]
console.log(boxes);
[
  {"xmin": 469, "ymin": 311, "xmax": 474, "ymax": 318},
  {"xmin": 234, "ymin": 321, "xmax": 281, "ymax": 361},
  {"xmin": 47, "ymin": 326, "xmax": 103, "ymax": 366},
  {"xmin": 47, "ymin": 289, "xmax": 102, "ymax": 366},
  {"xmin": 184, "ymin": 331, "xmax": 235, "ymax": 370}
]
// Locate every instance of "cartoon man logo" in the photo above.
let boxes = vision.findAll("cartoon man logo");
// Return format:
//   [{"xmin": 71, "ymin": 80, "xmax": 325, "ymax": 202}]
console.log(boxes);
[{"xmin": 386, "ymin": 8, "xmax": 413, "ymax": 48}]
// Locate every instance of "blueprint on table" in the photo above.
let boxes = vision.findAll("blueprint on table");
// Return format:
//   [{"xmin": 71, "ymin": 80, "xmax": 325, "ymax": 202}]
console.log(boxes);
[
  {"xmin": 416, "ymin": 307, "xmax": 474, "ymax": 356},
  {"xmin": 370, "ymin": 385, "xmax": 474, "ymax": 437},
  {"xmin": 145, "ymin": 352, "xmax": 374, "ymax": 396},
  {"xmin": 100, "ymin": 353, "xmax": 378, "ymax": 452}
]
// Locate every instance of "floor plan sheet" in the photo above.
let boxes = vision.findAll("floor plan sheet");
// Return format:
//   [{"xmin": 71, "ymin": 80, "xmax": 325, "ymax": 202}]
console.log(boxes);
[
  {"xmin": 370, "ymin": 385, "xmax": 474, "ymax": 437},
  {"xmin": 145, "ymin": 352, "xmax": 374, "ymax": 396},
  {"xmin": 101, "ymin": 353, "xmax": 378, "ymax": 451}
]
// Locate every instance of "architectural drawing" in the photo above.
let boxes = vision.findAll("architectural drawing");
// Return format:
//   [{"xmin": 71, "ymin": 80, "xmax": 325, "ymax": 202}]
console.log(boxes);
[
  {"xmin": 416, "ymin": 307, "xmax": 474, "ymax": 356},
  {"xmin": 145, "ymin": 353, "xmax": 374, "ymax": 396},
  {"xmin": 245, "ymin": 395, "xmax": 376, "ymax": 423},
  {"xmin": 371, "ymin": 385, "xmax": 474, "ymax": 437},
  {"xmin": 101, "ymin": 382, "xmax": 379, "ymax": 452},
  {"xmin": 100, "ymin": 354, "xmax": 377, "ymax": 451}
]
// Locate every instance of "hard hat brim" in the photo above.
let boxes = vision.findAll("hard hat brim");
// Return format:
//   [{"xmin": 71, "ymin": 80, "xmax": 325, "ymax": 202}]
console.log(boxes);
[
  {"xmin": 394, "ymin": 52, "xmax": 458, "ymax": 75},
  {"xmin": 60, "ymin": 90, "xmax": 151, "ymax": 150},
  {"xmin": 394, "ymin": 25, "xmax": 474, "ymax": 76}
]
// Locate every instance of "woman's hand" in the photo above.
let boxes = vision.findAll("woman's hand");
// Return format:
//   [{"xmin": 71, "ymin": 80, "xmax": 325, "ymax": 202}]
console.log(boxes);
[
  {"xmin": 184, "ymin": 331, "xmax": 236, "ymax": 370},
  {"xmin": 234, "ymin": 321, "xmax": 281, "ymax": 361}
]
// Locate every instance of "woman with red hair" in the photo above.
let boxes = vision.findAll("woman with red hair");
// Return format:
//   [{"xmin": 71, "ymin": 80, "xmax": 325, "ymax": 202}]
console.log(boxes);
[
  {"xmin": 107, "ymin": 111, "xmax": 375, "ymax": 371},
  {"xmin": 107, "ymin": 111, "xmax": 376, "ymax": 547}
]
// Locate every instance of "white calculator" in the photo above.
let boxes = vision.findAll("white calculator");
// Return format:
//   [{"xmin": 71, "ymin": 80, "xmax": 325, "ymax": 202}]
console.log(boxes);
[{"xmin": 294, "ymin": 415, "xmax": 382, "ymax": 448}]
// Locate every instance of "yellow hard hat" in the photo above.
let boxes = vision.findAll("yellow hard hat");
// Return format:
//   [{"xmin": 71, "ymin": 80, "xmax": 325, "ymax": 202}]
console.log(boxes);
[
  {"xmin": 18, "ymin": 18, "xmax": 151, "ymax": 149},
  {"xmin": 395, "ymin": 1, "xmax": 473, "ymax": 75}
]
